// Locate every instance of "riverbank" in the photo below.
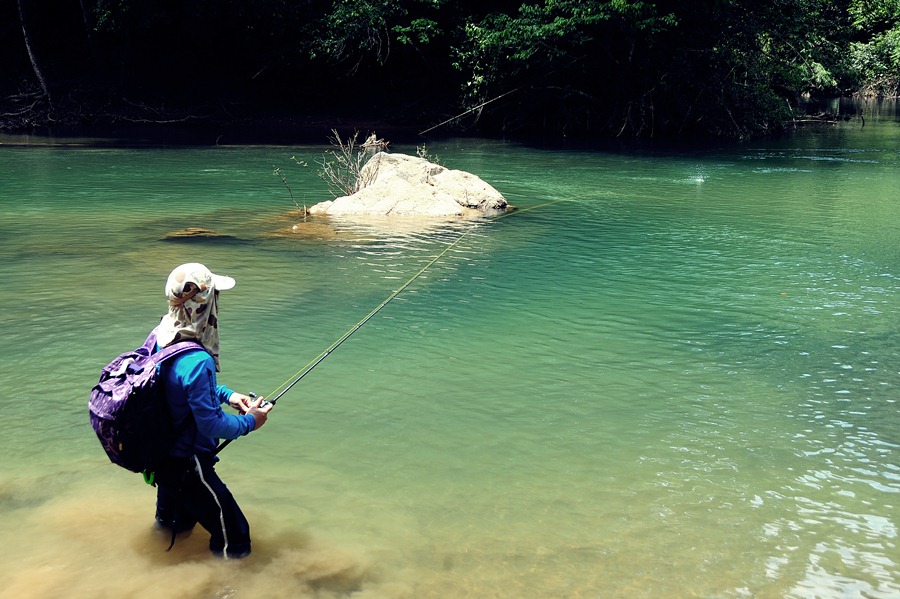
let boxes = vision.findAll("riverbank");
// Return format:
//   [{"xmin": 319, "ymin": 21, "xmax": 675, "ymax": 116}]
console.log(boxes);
[
  {"xmin": 3, "ymin": 90, "xmax": 881, "ymax": 147},
  {"xmin": 0, "ymin": 92, "xmax": 426, "ymax": 146}
]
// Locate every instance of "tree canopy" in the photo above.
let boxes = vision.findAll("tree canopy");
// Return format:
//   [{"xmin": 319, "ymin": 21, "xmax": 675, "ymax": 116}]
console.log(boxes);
[{"xmin": 2, "ymin": 0, "xmax": 899, "ymax": 139}]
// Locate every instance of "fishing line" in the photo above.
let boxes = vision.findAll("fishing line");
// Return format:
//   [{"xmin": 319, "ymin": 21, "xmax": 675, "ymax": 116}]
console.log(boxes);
[{"xmin": 216, "ymin": 197, "xmax": 566, "ymax": 454}]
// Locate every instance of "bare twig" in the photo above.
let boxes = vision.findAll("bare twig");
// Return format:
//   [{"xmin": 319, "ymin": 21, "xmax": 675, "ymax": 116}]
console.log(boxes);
[
  {"xmin": 317, "ymin": 130, "xmax": 387, "ymax": 198},
  {"xmin": 273, "ymin": 165, "xmax": 305, "ymax": 212}
]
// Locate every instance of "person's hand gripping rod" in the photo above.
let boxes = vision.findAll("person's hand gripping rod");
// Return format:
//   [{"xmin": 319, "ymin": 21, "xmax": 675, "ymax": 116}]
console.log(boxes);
[{"xmin": 216, "ymin": 392, "xmax": 272, "ymax": 454}]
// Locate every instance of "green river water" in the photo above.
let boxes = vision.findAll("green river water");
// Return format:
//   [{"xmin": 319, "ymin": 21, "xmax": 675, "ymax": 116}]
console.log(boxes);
[{"xmin": 0, "ymin": 104, "xmax": 898, "ymax": 598}]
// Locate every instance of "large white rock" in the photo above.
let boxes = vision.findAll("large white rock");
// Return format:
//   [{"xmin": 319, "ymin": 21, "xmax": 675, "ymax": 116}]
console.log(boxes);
[{"xmin": 309, "ymin": 152, "xmax": 508, "ymax": 217}]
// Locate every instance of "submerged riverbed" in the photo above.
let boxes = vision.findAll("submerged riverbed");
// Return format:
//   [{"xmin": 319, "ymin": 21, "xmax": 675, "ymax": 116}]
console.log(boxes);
[{"xmin": 0, "ymin": 105, "xmax": 898, "ymax": 598}]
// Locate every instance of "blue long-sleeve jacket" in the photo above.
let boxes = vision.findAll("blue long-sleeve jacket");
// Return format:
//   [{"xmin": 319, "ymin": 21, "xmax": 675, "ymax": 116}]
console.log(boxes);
[{"xmin": 158, "ymin": 347, "xmax": 256, "ymax": 457}]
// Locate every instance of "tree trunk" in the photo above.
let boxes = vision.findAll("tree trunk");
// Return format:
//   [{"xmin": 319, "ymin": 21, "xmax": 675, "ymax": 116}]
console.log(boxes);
[
  {"xmin": 78, "ymin": 0, "xmax": 99, "ymax": 67},
  {"xmin": 16, "ymin": 0, "xmax": 51, "ymax": 104}
]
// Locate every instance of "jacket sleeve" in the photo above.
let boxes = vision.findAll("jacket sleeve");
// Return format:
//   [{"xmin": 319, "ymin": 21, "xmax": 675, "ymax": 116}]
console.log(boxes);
[
  {"xmin": 178, "ymin": 352, "xmax": 256, "ymax": 440},
  {"xmin": 215, "ymin": 384, "xmax": 235, "ymax": 405}
]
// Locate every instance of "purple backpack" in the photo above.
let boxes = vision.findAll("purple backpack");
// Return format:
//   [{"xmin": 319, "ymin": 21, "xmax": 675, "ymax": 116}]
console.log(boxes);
[{"xmin": 89, "ymin": 329, "xmax": 201, "ymax": 474}]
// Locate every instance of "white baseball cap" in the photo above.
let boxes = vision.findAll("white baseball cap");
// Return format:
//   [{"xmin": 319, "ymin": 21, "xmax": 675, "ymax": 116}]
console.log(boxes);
[{"xmin": 165, "ymin": 263, "xmax": 235, "ymax": 306}]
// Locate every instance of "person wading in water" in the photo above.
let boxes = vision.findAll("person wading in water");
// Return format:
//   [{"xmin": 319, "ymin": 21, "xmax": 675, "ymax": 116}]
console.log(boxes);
[{"xmin": 152, "ymin": 263, "xmax": 273, "ymax": 558}]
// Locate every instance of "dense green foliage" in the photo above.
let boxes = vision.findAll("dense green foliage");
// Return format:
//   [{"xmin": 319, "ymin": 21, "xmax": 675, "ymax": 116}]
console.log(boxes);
[
  {"xmin": 2, "ymin": 0, "xmax": 899, "ymax": 138},
  {"xmin": 848, "ymin": 0, "xmax": 900, "ymax": 95}
]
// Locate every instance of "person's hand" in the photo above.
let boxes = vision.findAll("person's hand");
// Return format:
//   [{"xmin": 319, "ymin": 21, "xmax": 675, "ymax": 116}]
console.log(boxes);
[
  {"xmin": 228, "ymin": 393, "xmax": 256, "ymax": 414},
  {"xmin": 246, "ymin": 395, "xmax": 273, "ymax": 431}
]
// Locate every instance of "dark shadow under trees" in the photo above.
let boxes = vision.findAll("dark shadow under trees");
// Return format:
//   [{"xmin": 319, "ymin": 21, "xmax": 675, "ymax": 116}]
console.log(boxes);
[{"xmin": 1, "ymin": 0, "xmax": 897, "ymax": 140}]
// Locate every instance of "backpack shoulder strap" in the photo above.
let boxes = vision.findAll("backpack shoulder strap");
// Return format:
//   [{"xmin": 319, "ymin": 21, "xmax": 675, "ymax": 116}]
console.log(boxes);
[
  {"xmin": 147, "ymin": 328, "xmax": 206, "ymax": 366},
  {"xmin": 154, "ymin": 341, "xmax": 205, "ymax": 364},
  {"xmin": 138, "ymin": 329, "xmax": 160, "ymax": 354}
]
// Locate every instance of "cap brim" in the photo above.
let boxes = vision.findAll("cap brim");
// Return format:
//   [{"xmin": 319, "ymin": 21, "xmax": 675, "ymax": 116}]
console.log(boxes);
[{"xmin": 212, "ymin": 274, "xmax": 236, "ymax": 290}]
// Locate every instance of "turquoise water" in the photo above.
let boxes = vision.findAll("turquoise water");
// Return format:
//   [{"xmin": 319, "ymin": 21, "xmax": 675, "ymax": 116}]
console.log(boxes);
[{"xmin": 0, "ymin": 114, "xmax": 898, "ymax": 598}]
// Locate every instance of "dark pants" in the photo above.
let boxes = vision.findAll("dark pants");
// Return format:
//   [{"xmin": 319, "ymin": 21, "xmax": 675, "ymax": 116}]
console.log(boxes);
[{"xmin": 154, "ymin": 454, "xmax": 252, "ymax": 558}]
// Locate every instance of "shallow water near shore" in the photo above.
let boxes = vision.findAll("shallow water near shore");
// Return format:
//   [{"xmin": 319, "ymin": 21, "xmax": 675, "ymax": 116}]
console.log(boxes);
[{"xmin": 1, "ymin": 106, "xmax": 898, "ymax": 598}]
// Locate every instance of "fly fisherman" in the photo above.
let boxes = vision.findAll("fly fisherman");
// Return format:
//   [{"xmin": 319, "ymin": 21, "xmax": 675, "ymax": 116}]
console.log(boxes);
[{"xmin": 152, "ymin": 263, "xmax": 273, "ymax": 558}]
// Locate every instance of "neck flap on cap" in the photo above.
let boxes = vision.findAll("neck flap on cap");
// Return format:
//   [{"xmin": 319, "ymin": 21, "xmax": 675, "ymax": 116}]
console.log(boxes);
[{"xmin": 157, "ymin": 263, "xmax": 235, "ymax": 371}]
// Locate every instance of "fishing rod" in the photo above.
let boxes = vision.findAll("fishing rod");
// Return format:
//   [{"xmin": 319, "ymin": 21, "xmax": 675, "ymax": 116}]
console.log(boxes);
[
  {"xmin": 418, "ymin": 87, "xmax": 524, "ymax": 136},
  {"xmin": 417, "ymin": 56, "xmax": 591, "ymax": 136},
  {"xmin": 215, "ymin": 198, "xmax": 565, "ymax": 454}
]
